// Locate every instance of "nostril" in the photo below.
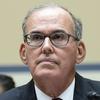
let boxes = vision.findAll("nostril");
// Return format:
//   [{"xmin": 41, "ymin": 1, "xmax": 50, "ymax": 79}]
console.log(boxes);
[{"xmin": 43, "ymin": 49, "xmax": 53, "ymax": 56}]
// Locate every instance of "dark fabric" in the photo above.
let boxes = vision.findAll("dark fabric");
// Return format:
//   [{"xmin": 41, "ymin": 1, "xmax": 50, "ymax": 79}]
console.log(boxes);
[
  {"xmin": 0, "ymin": 73, "xmax": 100, "ymax": 100},
  {"xmin": 74, "ymin": 73, "xmax": 100, "ymax": 100},
  {"xmin": 52, "ymin": 98, "xmax": 62, "ymax": 100},
  {"xmin": 0, "ymin": 80, "xmax": 37, "ymax": 100}
]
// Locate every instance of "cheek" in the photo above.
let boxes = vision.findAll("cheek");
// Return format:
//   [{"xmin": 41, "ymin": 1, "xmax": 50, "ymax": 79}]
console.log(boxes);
[
  {"xmin": 59, "ymin": 48, "xmax": 76, "ymax": 61},
  {"xmin": 57, "ymin": 46, "xmax": 77, "ymax": 70},
  {"xmin": 26, "ymin": 48, "xmax": 40, "ymax": 74},
  {"xmin": 58, "ymin": 49, "xmax": 76, "ymax": 79}
]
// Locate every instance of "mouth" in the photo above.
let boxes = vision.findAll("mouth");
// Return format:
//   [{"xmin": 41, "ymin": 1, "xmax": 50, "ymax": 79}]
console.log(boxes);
[{"xmin": 36, "ymin": 58, "xmax": 59, "ymax": 65}]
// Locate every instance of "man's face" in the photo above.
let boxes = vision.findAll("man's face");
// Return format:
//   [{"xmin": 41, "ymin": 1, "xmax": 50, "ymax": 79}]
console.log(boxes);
[{"xmin": 20, "ymin": 7, "xmax": 84, "ymax": 84}]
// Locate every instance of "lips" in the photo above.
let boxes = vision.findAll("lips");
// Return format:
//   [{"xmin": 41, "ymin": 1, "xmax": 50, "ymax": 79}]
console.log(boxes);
[{"xmin": 36, "ymin": 58, "xmax": 59, "ymax": 65}]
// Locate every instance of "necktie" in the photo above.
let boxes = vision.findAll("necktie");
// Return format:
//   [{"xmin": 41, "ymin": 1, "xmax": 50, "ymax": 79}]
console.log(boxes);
[{"xmin": 52, "ymin": 98, "xmax": 62, "ymax": 100}]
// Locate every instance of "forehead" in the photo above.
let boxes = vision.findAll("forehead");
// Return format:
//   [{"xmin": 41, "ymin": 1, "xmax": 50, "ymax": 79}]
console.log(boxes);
[{"xmin": 25, "ymin": 7, "xmax": 75, "ymax": 33}]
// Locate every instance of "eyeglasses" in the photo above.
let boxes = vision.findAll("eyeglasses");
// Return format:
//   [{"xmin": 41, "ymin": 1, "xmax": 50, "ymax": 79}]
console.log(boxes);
[{"xmin": 24, "ymin": 30, "xmax": 79, "ymax": 48}]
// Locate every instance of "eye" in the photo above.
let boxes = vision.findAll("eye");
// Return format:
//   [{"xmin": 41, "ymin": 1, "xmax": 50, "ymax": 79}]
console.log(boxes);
[
  {"xmin": 30, "ymin": 33, "xmax": 44, "ymax": 41},
  {"xmin": 51, "ymin": 31, "xmax": 67, "ymax": 41}
]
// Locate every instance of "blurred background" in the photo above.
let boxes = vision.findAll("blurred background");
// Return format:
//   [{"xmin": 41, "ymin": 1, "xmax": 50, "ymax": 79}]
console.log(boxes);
[{"xmin": 0, "ymin": 0, "xmax": 100, "ymax": 87}]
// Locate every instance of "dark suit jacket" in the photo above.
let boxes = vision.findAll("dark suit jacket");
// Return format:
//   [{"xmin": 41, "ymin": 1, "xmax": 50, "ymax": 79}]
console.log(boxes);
[{"xmin": 0, "ymin": 73, "xmax": 100, "ymax": 100}]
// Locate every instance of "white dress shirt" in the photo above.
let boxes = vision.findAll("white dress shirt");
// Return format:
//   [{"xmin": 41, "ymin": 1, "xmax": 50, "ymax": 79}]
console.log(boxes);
[{"xmin": 35, "ymin": 78, "xmax": 75, "ymax": 100}]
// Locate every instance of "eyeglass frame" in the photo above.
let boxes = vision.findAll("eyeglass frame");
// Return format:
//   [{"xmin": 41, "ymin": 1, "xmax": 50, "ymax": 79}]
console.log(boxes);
[{"xmin": 24, "ymin": 30, "xmax": 79, "ymax": 48}]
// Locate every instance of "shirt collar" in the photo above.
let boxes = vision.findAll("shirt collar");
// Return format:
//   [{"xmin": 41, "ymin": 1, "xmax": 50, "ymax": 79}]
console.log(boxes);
[{"xmin": 35, "ymin": 78, "xmax": 75, "ymax": 100}]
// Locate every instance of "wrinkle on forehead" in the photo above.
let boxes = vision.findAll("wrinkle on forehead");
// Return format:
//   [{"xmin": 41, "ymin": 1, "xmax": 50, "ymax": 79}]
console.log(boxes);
[{"xmin": 26, "ymin": 7, "xmax": 75, "ymax": 34}]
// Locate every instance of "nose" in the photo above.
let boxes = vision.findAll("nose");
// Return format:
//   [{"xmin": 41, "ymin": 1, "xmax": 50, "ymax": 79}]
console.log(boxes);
[{"xmin": 41, "ymin": 37, "xmax": 54, "ymax": 55}]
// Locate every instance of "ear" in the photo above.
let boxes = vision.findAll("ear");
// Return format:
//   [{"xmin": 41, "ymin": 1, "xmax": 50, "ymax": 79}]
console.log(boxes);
[
  {"xmin": 76, "ymin": 41, "xmax": 86, "ymax": 64},
  {"xmin": 19, "ymin": 43, "xmax": 28, "ymax": 65}
]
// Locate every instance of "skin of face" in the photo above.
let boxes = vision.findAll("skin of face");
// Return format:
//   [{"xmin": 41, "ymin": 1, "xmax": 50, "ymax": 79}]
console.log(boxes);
[{"xmin": 20, "ymin": 7, "xmax": 86, "ymax": 97}]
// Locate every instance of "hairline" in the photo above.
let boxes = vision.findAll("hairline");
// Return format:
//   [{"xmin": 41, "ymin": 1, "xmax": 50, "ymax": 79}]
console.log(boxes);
[{"xmin": 22, "ymin": 4, "xmax": 82, "ymax": 40}]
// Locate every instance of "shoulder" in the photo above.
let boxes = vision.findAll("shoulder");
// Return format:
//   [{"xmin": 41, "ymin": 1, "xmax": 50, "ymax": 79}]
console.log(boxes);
[
  {"xmin": 84, "ymin": 76, "xmax": 100, "ymax": 92},
  {"xmin": 0, "ymin": 80, "xmax": 35, "ymax": 100},
  {"xmin": 76, "ymin": 73, "xmax": 100, "ymax": 93},
  {"xmin": 75, "ymin": 73, "xmax": 100, "ymax": 99},
  {"xmin": 0, "ymin": 85, "xmax": 25, "ymax": 100}
]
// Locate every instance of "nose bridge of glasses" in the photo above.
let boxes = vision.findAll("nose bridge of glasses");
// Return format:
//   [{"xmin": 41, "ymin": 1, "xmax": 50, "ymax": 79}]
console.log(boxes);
[{"xmin": 43, "ymin": 37, "xmax": 52, "ymax": 47}]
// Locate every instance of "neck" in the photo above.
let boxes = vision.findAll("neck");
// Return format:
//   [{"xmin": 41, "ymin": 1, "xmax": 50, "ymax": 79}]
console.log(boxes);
[{"xmin": 34, "ymin": 74, "xmax": 75, "ymax": 97}]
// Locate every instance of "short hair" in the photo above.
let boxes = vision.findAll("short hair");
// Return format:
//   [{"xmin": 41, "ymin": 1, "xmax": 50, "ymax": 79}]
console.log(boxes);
[
  {"xmin": 0, "ymin": 74, "xmax": 15, "ymax": 91},
  {"xmin": 22, "ymin": 4, "xmax": 82, "ymax": 40}
]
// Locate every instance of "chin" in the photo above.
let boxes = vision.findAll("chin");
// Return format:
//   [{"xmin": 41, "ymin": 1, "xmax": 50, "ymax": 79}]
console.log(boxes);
[{"xmin": 34, "ymin": 68, "xmax": 58, "ymax": 78}]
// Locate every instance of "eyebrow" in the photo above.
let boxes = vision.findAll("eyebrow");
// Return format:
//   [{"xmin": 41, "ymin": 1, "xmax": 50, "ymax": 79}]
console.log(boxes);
[{"xmin": 27, "ymin": 28, "xmax": 69, "ymax": 35}]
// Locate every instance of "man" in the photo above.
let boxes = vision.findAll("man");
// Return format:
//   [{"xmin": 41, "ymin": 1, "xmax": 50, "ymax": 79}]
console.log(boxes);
[
  {"xmin": 0, "ymin": 4, "xmax": 100, "ymax": 100},
  {"xmin": 0, "ymin": 74, "xmax": 15, "ymax": 94}
]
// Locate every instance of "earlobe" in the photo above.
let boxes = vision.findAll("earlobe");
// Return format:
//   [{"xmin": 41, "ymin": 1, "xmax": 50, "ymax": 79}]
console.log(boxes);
[
  {"xmin": 19, "ymin": 43, "xmax": 28, "ymax": 64},
  {"xmin": 76, "ymin": 41, "xmax": 86, "ymax": 64}
]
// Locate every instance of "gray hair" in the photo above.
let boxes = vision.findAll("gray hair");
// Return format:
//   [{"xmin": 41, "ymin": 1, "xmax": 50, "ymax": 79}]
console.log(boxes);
[{"xmin": 22, "ymin": 4, "xmax": 82, "ymax": 40}]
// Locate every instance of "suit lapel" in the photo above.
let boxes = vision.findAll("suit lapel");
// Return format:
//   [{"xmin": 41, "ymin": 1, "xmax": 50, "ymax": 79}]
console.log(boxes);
[
  {"xmin": 73, "ymin": 73, "xmax": 91, "ymax": 100},
  {"xmin": 20, "ymin": 80, "xmax": 37, "ymax": 100}
]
